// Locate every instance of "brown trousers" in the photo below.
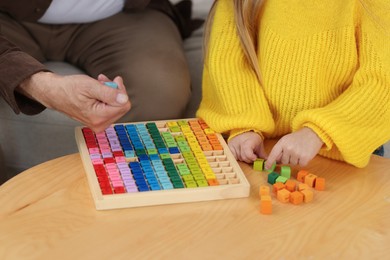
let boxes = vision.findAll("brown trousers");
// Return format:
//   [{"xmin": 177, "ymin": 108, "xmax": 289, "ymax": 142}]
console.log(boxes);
[{"xmin": 0, "ymin": 9, "xmax": 191, "ymax": 122}]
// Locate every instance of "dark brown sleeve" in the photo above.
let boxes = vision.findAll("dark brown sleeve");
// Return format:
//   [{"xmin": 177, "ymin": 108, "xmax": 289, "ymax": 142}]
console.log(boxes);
[{"xmin": 0, "ymin": 33, "xmax": 48, "ymax": 115}]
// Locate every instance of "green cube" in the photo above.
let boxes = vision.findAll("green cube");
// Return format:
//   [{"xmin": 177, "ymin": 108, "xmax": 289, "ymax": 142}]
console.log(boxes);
[
  {"xmin": 267, "ymin": 172, "xmax": 279, "ymax": 185},
  {"xmin": 253, "ymin": 158, "xmax": 265, "ymax": 171},
  {"xmin": 280, "ymin": 165, "xmax": 291, "ymax": 179},
  {"xmin": 275, "ymin": 176, "xmax": 288, "ymax": 184},
  {"xmin": 266, "ymin": 162, "xmax": 276, "ymax": 173}
]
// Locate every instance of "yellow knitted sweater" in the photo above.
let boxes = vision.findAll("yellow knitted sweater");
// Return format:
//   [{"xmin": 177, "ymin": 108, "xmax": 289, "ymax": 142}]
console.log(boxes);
[{"xmin": 196, "ymin": 0, "xmax": 390, "ymax": 168}]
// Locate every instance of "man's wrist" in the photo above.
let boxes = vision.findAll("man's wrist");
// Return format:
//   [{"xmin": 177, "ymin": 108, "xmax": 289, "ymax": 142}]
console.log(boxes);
[{"xmin": 17, "ymin": 71, "xmax": 55, "ymax": 108}]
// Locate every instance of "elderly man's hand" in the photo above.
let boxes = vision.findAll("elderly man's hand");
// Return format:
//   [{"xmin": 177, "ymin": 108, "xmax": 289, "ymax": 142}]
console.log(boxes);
[{"xmin": 18, "ymin": 72, "xmax": 131, "ymax": 133}]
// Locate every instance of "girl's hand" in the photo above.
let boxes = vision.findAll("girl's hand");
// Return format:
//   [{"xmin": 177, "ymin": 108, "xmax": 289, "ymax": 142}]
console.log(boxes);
[
  {"xmin": 265, "ymin": 127, "xmax": 323, "ymax": 169},
  {"xmin": 228, "ymin": 131, "xmax": 267, "ymax": 163}
]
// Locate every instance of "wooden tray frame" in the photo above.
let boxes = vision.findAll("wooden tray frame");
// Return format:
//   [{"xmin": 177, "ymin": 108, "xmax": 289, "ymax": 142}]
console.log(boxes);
[{"xmin": 75, "ymin": 119, "xmax": 250, "ymax": 210}]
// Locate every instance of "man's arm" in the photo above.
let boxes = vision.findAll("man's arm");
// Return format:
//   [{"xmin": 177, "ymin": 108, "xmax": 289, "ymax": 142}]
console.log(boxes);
[
  {"xmin": 0, "ymin": 32, "xmax": 131, "ymax": 132},
  {"xmin": 0, "ymin": 32, "xmax": 48, "ymax": 115}
]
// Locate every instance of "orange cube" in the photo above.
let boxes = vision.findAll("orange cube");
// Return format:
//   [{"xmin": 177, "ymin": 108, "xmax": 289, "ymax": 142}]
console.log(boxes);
[
  {"xmin": 273, "ymin": 182, "xmax": 286, "ymax": 194},
  {"xmin": 277, "ymin": 189, "xmax": 291, "ymax": 203},
  {"xmin": 201, "ymin": 144, "xmax": 213, "ymax": 151},
  {"xmin": 301, "ymin": 189, "xmax": 314, "ymax": 203},
  {"xmin": 260, "ymin": 195, "xmax": 272, "ymax": 215},
  {"xmin": 285, "ymin": 180, "xmax": 297, "ymax": 192},
  {"xmin": 212, "ymin": 144, "xmax": 224, "ymax": 151},
  {"xmin": 297, "ymin": 170, "xmax": 309, "ymax": 182},
  {"xmin": 304, "ymin": 173, "xmax": 318, "ymax": 188},
  {"xmin": 206, "ymin": 134, "xmax": 219, "ymax": 141},
  {"xmin": 209, "ymin": 139, "xmax": 221, "ymax": 145},
  {"xmin": 259, "ymin": 185, "xmax": 270, "ymax": 197},
  {"xmin": 298, "ymin": 183, "xmax": 310, "ymax": 191},
  {"xmin": 207, "ymin": 179, "xmax": 219, "ymax": 186},
  {"xmin": 290, "ymin": 191, "xmax": 304, "ymax": 205},
  {"xmin": 315, "ymin": 177, "xmax": 326, "ymax": 191}
]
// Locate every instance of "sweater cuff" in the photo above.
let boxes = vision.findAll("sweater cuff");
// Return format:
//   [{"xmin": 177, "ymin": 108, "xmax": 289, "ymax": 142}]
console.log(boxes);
[
  {"xmin": 228, "ymin": 128, "xmax": 264, "ymax": 142},
  {"xmin": 301, "ymin": 122, "xmax": 334, "ymax": 151}
]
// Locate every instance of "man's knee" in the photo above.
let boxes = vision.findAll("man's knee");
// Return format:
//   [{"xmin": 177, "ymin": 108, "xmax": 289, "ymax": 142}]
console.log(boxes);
[
  {"xmin": 119, "ymin": 51, "xmax": 191, "ymax": 121},
  {"xmin": 123, "ymin": 79, "xmax": 191, "ymax": 121}
]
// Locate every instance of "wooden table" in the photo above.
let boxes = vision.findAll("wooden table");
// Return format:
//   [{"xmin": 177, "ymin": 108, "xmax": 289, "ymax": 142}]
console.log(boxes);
[{"xmin": 1, "ymin": 142, "xmax": 389, "ymax": 259}]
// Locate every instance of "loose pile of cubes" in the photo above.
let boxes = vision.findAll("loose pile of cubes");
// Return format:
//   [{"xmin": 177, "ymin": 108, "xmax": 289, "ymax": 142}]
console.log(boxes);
[{"xmin": 253, "ymin": 159, "xmax": 325, "ymax": 215}]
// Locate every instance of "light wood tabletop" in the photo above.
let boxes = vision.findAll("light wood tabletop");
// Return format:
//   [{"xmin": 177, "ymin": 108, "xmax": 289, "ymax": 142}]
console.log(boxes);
[{"xmin": 0, "ymin": 141, "xmax": 389, "ymax": 259}]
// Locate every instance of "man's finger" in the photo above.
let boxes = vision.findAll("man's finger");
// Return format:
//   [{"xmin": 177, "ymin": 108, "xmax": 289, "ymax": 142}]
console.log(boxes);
[
  {"xmin": 97, "ymin": 74, "xmax": 111, "ymax": 82},
  {"xmin": 90, "ymin": 83, "xmax": 130, "ymax": 107}
]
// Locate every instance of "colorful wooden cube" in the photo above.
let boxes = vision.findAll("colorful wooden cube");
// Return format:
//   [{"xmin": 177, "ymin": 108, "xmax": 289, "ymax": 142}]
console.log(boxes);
[
  {"xmin": 290, "ymin": 191, "xmax": 304, "ymax": 205},
  {"xmin": 266, "ymin": 161, "xmax": 277, "ymax": 173},
  {"xmin": 280, "ymin": 165, "xmax": 291, "ymax": 179},
  {"xmin": 277, "ymin": 188, "xmax": 291, "ymax": 203},
  {"xmin": 285, "ymin": 180, "xmax": 297, "ymax": 192},
  {"xmin": 297, "ymin": 170, "xmax": 309, "ymax": 182},
  {"xmin": 298, "ymin": 183, "xmax": 310, "ymax": 191},
  {"xmin": 315, "ymin": 177, "xmax": 326, "ymax": 191},
  {"xmin": 275, "ymin": 176, "xmax": 288, "ymax": 184},
  {"xmin": 267, "ymin": 172, "xmax": 279, "ymax": 185},
  {"xmin": 300, "ymin": 189, "xmax": 314, "ymax": 203},
  {"xmin": 259, "ymin": 185, "xmax": 270, "ymax": 197},
  {"xmin": 304, "ymin": 173, "xmax": 318, "ymax": 188},
  {"xmin": 273, "ymin": 182, "xmax": 286, "ymax": 194},
  {"xmin": 260, "ymin": 195, "xmax": 272, "ymax": 215},
  {"xmin": 253, "ymin": 158, "xmax": 265, "ymax": 171}
]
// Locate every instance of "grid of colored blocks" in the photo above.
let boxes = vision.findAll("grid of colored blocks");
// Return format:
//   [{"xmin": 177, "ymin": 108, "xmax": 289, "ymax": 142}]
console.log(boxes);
[{"xmin": 81, "ymin": 119, "xmax": 242, "ymax": 195}]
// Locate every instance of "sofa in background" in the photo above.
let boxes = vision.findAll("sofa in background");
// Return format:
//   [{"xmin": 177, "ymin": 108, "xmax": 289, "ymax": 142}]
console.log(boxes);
[{"xmin": 0, "ymin": 0, "xmax": 213, "ymax": 179}]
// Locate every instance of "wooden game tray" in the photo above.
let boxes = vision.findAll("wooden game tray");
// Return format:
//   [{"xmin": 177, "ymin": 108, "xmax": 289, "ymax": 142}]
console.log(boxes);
[{"xmin": 75, "ymin": 119, "xmax": 250, "ymax": 210}]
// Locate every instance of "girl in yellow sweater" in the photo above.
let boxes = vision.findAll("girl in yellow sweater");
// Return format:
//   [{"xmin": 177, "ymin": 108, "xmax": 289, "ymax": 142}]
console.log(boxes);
[{"xmin": 196, "ymin": 0, "xmax": 390, "ymax": 168}]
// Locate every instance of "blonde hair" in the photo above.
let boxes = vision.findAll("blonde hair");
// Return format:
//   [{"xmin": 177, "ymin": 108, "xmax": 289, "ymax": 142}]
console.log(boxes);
[
  {"xmin": 203, "ymin": 0, "xmax": 389, "ymax": 87},
  {"xmin": 203, "ymin": 0, "xmax": 265, "ymax": 85}
]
